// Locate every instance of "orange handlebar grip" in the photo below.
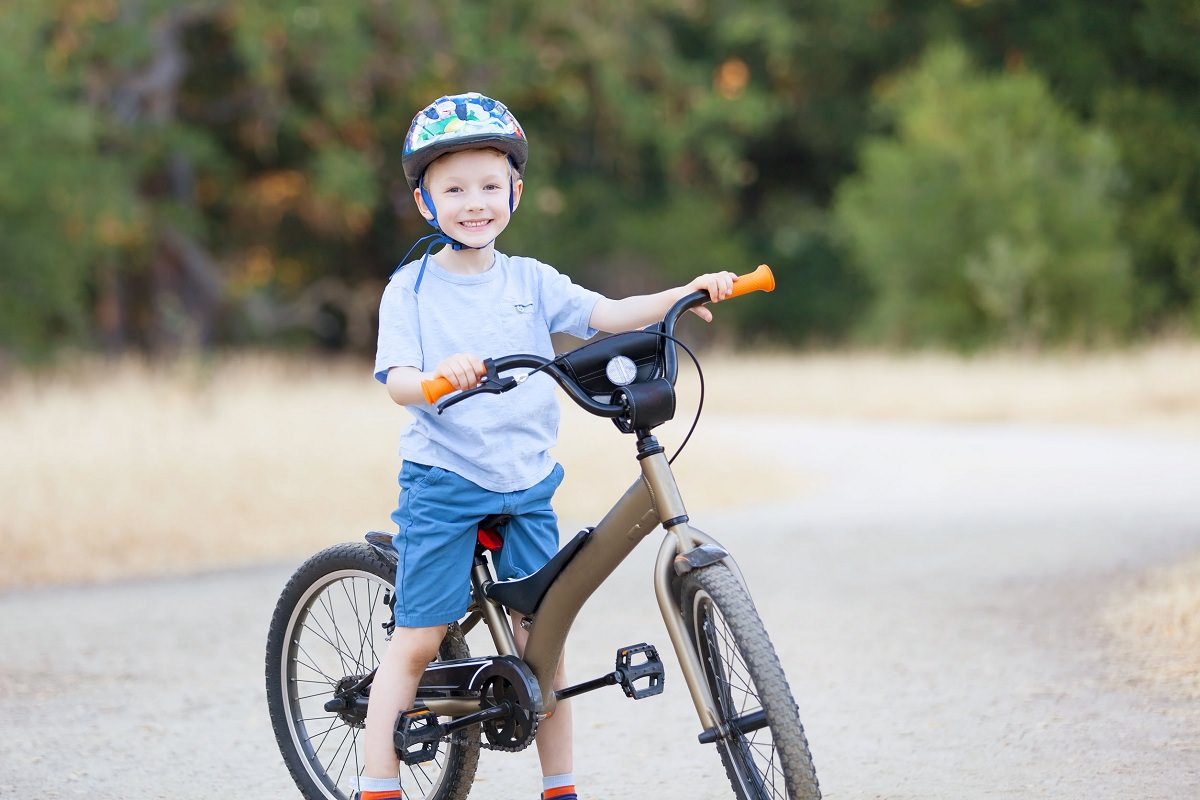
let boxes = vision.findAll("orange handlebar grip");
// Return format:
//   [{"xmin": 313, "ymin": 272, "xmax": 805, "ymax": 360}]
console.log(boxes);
[
  {"xmin": 421, "ymin": 376, "xmax": 456, "ymax": 405},
  {"xmin": 728, "ymin": 264, "xmax": 775, "ymax": 299}
]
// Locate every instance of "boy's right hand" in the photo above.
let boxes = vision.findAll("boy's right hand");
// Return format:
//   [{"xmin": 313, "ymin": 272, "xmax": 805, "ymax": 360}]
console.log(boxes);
[{"xmin": 434, "ymin": 353, "xmax": 486, "ymax": 391}]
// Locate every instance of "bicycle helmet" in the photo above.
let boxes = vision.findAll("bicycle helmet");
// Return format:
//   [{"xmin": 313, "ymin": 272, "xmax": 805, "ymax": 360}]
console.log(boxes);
[
  {"xmin": 402, "ymin": 92, "xmax": 528, "ymax": 190},
  {"xmin": 395, "ymin": 92, "xmax": 529, "ymax": 291}
]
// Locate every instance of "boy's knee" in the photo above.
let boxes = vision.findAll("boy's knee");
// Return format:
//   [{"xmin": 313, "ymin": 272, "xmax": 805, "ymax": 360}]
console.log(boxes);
[{"xmin": 390, "ymin": 625, "xmax": 447, "ymax": 672}]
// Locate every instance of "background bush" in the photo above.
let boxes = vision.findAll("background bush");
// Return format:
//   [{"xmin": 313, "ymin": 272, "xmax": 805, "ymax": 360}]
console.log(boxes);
[
  {"xmin": 834, "ymin": 44, "xmax": 1131, "ymax": 348},
  {"xmin": 1, "ymin": 0, "xmax": 1198, "ymax": 362}
]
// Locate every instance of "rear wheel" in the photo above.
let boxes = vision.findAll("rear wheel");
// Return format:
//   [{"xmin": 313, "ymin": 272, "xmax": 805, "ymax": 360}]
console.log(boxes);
[
  {"xmin": 680, "ymin": 563, "xmax": 820, "ymax": 800},
  {"xmin": 265, "ymin": 543, "xmax": 480, "ymax": 800}
]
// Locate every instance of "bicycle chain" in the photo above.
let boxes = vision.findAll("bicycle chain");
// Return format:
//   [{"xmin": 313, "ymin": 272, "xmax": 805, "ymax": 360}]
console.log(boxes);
[
  {"xmin": 479, "ymin": 713, "xmax": 539, "ymax": 752},
  {"xmin": 477, "ymin": 674, "xmax": 540, "ymax": 752}
]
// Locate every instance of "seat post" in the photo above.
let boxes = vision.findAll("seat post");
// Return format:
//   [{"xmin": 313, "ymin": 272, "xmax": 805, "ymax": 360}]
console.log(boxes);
[{"xmin": 470, "ymin": 550, "xmax": 518, "ymax": 658}]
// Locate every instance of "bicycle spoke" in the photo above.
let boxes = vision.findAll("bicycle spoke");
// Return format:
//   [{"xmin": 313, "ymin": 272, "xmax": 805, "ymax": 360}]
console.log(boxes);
[
  {"xmin": 316, "ymin": 590, "xmax": 354, "ymax": 677},
  {"xmin": 333, "ymin": 578, "xmax": 372, "ymax": 668},
  {"xmin": 344, "ymin": 725, "xmax": 363, "ymax": 793},
  {"xmin": 405, "ymin": 759, "xmax": 437, "ymax": 793},
  {"xmin": 351, "ymin": 579, "xmax": 386, "ymax": 671},
  {"xmin": 295, "ymin": 684, "xmax": 340, "ymax": 702},
  {"xmin": 303, "ymin": 712, "xmax": 342, "ymax": 754},
  {"xmin": 325, "ymin": 723, "xmax": 358, "ymax": 787},
  {"xmin": 294, "ymin": 644, "xmax": 340, "ymax": 686},
  {"xmin": 327, "ymin": 582, "xmax": 370, "ymax": 672},
  {"xmin": 301, "ymin": 608, "xmax": 357, "ymax": 672}
]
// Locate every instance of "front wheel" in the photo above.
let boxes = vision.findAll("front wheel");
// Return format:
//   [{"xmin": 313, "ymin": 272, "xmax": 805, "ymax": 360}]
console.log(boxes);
[
  {"xmin": 680, "ymin": 563, "xmax": 820, "ymax": 800},
  {"xmin": 265, "ymin": 542, "xmax": 480, "ymax": 800}
]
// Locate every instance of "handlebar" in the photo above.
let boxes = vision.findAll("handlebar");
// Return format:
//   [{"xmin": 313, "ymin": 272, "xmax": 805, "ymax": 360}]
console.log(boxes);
[
  {"xmin": 420, "ymin": 264, "xmax": 776, "ymax": 413},
  {"xmin": 421, "ymin": 375, "xmax": 457, "ymax": 405},
  {"xmin": 725, "ymin": 263, "xmax": 775, "ymax": 298}
]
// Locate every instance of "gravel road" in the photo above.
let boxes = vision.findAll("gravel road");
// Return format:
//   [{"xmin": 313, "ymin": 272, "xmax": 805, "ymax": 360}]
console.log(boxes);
[{"xmin": 3, "ymin": 419, "xmax": 1199, "ymax": 799}]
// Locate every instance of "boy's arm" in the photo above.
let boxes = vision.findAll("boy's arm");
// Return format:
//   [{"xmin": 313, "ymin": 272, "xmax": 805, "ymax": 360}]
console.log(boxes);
[
  {"xmin": 588, "ymin": 271, "xmax": 737, "ymax": 333},
  {"xmin": 385, "ymin": 353, "xmax": 486, "ymax": 406}
]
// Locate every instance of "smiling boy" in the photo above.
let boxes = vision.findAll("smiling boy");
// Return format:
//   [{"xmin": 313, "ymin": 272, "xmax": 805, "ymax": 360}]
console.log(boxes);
[{"xmin": 361, "ymin": 92, "xmax": 737, "ymax": 800}]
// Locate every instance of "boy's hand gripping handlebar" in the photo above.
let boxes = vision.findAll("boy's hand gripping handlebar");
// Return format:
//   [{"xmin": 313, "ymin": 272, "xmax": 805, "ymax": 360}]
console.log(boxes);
[
  {"xmin": 723, "ymin": 262, "xmax": 775, "ymax": 298},
  {"xmin": 420, "ymin": 264, "xmax": 776, "ymax": 405}
]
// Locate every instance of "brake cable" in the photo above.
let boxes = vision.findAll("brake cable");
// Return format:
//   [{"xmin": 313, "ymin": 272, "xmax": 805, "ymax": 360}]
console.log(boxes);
[{"xmin": 632, "ymin": 328, "xmax": 706, "ymax": 465}]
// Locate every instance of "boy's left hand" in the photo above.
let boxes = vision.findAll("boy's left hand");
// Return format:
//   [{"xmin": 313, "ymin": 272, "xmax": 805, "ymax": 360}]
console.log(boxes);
[{"xmin": 688, "ymin": 271, "xmax": 737, "ymax": 322}]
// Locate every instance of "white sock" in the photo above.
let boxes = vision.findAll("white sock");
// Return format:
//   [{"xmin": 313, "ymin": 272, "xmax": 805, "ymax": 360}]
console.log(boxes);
[
  {"xmin": 357, "ymin": 775, "xmax": 402, "ymax": 795},
  {"xmin": 543, "ymin": 772, "xmax": 575, "ymax": 791}
]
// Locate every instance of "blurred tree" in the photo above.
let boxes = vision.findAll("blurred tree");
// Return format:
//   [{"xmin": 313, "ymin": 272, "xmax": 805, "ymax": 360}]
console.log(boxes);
[
  {"xmin": 950, "ymin": 0, "xmax": 1200, "ymax": 333},
  {"xmin": 0, "ymin": 3, "xmax": 142, "ymax": 360},
  {"xmin": 834, "ymin": 43, "xmax": 1131, "ymax": 348},
  {"xmin": 3, "ymin": 0, "xmax": 1199, "ymax": 363}
]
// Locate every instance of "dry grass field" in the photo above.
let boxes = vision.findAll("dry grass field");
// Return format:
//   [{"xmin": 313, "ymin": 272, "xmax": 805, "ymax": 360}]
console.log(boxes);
[{"xmin": 2, "ymin": 344, "xmax": 1199, "ymax": 694}]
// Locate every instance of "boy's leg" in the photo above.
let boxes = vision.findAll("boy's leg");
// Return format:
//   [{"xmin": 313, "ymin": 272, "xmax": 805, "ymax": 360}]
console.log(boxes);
[
  {"xmin": 499, "ymin": 463, "xmax": 577, "ymax": 796},
  {"xmin": 362, "ymin": 625, "xmax": 448, "ymax": 780},
  {"xmin": 368, "ymin": 462, "xmax": 489, "ymax": 786},
  {"xmin": 535, "ymin": 684, "xmax": 574, "ymax": 780},
  {"xmin": 511, "ymin": 612, "xmax": 574, "ymax": 779}
]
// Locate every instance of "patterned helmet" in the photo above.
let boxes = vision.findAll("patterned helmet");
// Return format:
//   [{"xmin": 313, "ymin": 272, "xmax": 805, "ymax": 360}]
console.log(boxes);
[{"xmin": 402, "ymin": 92, "xmax": 528, "ymax": 190}]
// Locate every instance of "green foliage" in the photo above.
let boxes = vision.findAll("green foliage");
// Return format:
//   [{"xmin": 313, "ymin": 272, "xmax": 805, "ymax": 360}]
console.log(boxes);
[
  {"xmin": 0, "ymin": 4, "xmax": 142, "ymax": 359},
  {"xmin": 311, "ymin": 145, "xmax": 380, "ymax": 226},
  {"xmin": 1097, "ymin": 87, "xmax": 1200, "ymax": 330},
  {"xmin": 834, "ymin": 44, "xmax": 1131, "ymax": 348},
  {"xmin": 3, "ymin": 0, "xmax": 1200, "ymax": 362},
  {"xmin": 508, "ymin": 176, "xmax": 752, "ymax": 291},
  {"xmin": 948, "ymin": 0, "xmax": 1200, "ymax": 335}
]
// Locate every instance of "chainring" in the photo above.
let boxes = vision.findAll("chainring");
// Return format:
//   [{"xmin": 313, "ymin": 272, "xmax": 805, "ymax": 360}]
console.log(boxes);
[{"xmin": 478, "ymin": 659, "xmax": 542, "ymax": 752}]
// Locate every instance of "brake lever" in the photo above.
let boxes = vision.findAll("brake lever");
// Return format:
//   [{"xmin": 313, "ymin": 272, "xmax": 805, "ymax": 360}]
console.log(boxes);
[{"xmin": 435, "ymin": 359, "xmax": 528, "ymax": 414}]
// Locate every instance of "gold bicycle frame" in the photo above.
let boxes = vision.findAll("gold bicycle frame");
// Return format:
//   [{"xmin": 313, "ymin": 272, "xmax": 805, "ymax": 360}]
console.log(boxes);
[
  {"xmin": 421, "ymin": 443, "xmax": 741, "ymax": 734},
  {"xmin": 414, "ymin": 266, "xmax": 778, "ymax": 736}
]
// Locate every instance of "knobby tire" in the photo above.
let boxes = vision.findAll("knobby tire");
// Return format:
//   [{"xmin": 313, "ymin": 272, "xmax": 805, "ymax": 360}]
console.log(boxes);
[{"xmin": 680, "ymin": 563, "xmax": 821, "ymax": 800}]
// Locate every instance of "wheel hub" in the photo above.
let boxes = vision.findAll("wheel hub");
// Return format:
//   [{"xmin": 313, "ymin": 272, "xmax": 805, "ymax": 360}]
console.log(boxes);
[{"xmin": 331, "ymin": 675, "xmax": 370, "ymax": 728}]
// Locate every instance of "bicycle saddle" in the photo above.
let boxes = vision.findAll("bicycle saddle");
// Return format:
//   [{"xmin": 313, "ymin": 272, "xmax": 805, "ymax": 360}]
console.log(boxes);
[{"xmin": 484, "ymin": 527, "xmax": 593, "ymax": 616}]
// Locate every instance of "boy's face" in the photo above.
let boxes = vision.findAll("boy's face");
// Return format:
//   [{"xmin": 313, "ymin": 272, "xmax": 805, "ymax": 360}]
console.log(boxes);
[{"xmin": 415, "ymin": 148, "xmax": 523, "ymax": 249}]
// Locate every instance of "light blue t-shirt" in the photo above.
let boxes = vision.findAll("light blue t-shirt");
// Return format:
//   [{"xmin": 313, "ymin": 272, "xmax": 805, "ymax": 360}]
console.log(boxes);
[{"xmin": 374, "ymin": 251, "xmax": 603, "ymax": 493}]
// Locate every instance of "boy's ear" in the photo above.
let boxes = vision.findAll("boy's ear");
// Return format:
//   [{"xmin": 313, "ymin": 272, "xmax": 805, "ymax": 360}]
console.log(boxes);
[
  {"xmin": 413, "ymin": 187, "xmax": 435, "ymax": 221},
  {"xmin": 511, "ymin": 178, "xmax": 524, "ymax": 212}
]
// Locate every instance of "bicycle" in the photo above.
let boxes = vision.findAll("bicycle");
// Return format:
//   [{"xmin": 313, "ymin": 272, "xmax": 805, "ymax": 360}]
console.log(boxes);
[{"xmin": 265, "ymin": 264, "xmax": 821, "ymax": 800}]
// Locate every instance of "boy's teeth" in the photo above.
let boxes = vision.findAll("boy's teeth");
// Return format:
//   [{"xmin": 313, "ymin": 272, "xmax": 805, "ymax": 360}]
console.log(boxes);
[{"xmin": 462, "ymin": 221, "xmax": 488, "ymax": 228}]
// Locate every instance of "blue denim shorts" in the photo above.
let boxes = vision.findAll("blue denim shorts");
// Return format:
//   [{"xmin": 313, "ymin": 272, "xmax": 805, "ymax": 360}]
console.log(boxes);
[{"xmin": 389, "ymin": 461, "xmax": 565, "ymax": 628}]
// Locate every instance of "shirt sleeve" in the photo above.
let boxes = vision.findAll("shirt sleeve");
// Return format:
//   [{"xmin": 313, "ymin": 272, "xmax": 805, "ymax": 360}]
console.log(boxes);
[
  {"xmin": 373, "ymin": 274, "xmax": 423, "ymax": 384},
  {"xmin": 533, "ymin": 260, "xmax": 604, "ymax": 339}
]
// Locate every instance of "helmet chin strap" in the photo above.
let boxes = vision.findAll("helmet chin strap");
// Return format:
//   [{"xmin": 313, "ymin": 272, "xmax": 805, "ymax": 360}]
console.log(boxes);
[{"xmin": 399, "ymin": 169, "xmax": 517, "ymax": 293}]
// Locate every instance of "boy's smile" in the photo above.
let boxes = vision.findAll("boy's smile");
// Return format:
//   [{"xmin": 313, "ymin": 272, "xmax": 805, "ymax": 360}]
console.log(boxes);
[{"xmin": 457, "ymin": 218, "xmax": 494, "ymax": 235}]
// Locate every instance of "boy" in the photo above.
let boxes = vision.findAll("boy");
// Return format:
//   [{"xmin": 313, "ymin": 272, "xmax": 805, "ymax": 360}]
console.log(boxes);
[{"xmin": 362, "ymin": 91, "xmax": 737, "ymax": 800}]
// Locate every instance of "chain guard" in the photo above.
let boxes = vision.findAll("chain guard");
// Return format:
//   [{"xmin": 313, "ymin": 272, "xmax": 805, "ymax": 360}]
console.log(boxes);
[{"xmin": 477, "ymin": 657, "xmax": 542, "ymax": 752}]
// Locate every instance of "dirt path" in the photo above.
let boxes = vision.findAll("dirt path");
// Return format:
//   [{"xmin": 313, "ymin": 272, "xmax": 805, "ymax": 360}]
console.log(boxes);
[{"xmin": 2, "ymin": 419, "xmax": 1199, "ymax": 799}]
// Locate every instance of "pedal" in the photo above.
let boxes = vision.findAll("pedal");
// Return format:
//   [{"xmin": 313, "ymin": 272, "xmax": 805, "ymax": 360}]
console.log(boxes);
[
  {"xmin": 393, "ymin": 708, "xmax": 445, "ymax": 765},
  {"xmin": 615, "ymin": 643, "xmax": 665, "ymax": 700}
]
